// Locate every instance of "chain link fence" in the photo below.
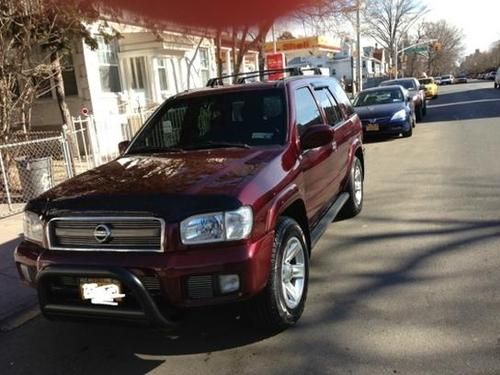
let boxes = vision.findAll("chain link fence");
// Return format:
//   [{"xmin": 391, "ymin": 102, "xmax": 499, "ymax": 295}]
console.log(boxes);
[
  {"xmin": 0, "ymin": 111, "xmax": 153, "ymax": 218},
  {"xmin": 0, "ymin": 135, "xmax": 72, "ymax": 217}
]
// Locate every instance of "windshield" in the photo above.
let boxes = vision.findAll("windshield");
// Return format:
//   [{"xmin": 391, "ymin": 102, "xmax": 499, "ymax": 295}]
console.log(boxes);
[
  {"xmin": 380, "ymin": 79, "xmax": 416, "ymax": 90},
  {"xmin": 419, "ymin": 78, "xmax": 433, "ymax": 84},
  {"xmin": 353, "ymin": 88, "xmax": 404, "ymax": 107},
  {"xmin": 128, "ymin": 89, "xmax": 286, "ymax": 153}
]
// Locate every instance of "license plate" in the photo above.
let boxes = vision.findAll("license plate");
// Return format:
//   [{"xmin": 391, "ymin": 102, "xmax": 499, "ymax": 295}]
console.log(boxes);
[
  {"xmin": 366, "ymin": 123, "xmax": 379, "ymax": 131},
  {"xmin": 80, "ymin": 278, "xmax": 125, "ymax": 306}
]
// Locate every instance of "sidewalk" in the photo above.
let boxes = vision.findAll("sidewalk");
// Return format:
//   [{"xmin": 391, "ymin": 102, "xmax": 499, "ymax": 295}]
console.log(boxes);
[{"xmin": 0, "ymin": 214, "xmax": 37, "ymax": 323}]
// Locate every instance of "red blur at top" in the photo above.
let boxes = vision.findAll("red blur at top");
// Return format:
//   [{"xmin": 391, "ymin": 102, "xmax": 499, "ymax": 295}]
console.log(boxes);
[{"xmin": 83, "ymin": 0, "xmax": 319, "ymax": 27}]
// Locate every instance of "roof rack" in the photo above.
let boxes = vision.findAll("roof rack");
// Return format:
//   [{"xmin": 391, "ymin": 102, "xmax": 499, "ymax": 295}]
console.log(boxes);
[{"xmin": 206, "ymin": 67, "xmax": 324, "ymax": 87}]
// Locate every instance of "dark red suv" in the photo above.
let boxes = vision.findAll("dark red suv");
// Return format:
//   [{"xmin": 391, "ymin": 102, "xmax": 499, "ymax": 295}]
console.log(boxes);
[{"xmin": 15, "ymin": 70, "xmax": 364, "ymax": 331}]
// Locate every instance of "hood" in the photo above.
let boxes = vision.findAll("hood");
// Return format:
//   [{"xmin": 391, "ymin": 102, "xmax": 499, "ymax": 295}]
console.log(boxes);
[
  {"xmin": 29, "ymin": 148, "xmax": 284, "ymax": 221},
  {"xmin": 354, "ymin": 102, "xmax": 406, "ymax": 120}
]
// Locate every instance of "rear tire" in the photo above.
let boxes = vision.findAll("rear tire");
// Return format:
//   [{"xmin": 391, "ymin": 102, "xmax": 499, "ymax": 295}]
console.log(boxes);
[
  {"xmin": 339, "ymin": 156, "xmax": 363, "ymax": 219},
  {"xmin": 246, "ymin": 217, "xmax": 309, "ymax": 332},
  {"xmin": 416, "ymin": 105, "xmax": 423, "ymax": 122}
]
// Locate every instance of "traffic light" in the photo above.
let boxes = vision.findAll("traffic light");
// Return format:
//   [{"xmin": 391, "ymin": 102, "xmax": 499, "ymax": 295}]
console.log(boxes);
[{"xmin": 431, "ymin": 42, "xmax": 442, "ymax": 52}]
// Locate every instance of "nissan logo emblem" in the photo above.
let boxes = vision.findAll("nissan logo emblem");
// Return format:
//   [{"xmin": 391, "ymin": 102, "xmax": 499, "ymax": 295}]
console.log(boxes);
[{"xmin": 94, "ymin": 224, "xmax": 112, "ymax": 243}]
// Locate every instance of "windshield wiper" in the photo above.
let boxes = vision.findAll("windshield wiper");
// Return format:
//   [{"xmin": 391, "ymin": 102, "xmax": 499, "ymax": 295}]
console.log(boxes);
[
  {"xmin": 126, "ymin": 147, "xmax": 185, "ymax": 155},
  {"xmin": 185, "ymin": 142, "xmax": 251, "ymax": 150}
]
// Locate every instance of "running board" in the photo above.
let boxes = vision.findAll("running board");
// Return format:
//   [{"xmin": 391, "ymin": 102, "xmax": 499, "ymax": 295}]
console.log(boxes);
[{"xmin": 310, "ymin": 192, "xmax": 350, "ymax": 249}]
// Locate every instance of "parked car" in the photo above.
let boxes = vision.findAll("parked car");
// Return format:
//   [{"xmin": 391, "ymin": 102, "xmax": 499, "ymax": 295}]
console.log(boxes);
[
  {"xmin": 484, "ymin": 71, "xmax": 495, "ymax": 80},
  {"xmin": 455, "ymin": 75, "xmax": 468, "ymax": 84},
  {"xmin": 495, "ymin": 67, "xmax": 500, "ymax": 89},
  {"xmin": 418, "ymin": 77, "xmax": 439, "ymax": 99},
  {"xmin": 440, "ymin": 75, "xmax": 454, "ymax": 85},
  {"xmin": 379, "ymin": 77, "xmax": 427, "ymax": 122},
  {"xmin": 14, "ymin": 69, "xmax": 365, "ymax": 331},
  {"xmin": 434, "ymin": 76, "xmax": 442, "ymax": 85},
  {"xmin": 353, "ymin": 86, "xmax": 415, "ymax": 138}
]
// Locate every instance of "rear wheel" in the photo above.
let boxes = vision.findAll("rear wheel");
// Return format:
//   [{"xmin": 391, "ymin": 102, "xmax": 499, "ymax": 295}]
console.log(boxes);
[
  {"xmin": 246, "ymin": 217, "xmax": 309, "ymax": 332},
  {"xmin": 416, "ymin": 104, "xmax": 423, "ymax": 122},
  {"xmin": 339, "ymin": 156, "xmax": 363, "ymax": 219}
]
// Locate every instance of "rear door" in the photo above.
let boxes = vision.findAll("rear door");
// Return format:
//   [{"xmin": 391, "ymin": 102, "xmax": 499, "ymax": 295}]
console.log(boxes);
[
  {"xmin": 294, "ymin": 86, "xmax": 337, "ymax": 226},
  {"xmin": 313, "ymin": 86, "xmax": 344, "ymax": 195},
  {"xmin": 329, "ymin": 81, "xmax": 358, "ymax": 188}
]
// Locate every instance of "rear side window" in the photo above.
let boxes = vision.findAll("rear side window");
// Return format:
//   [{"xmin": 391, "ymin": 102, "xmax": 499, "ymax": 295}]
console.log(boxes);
[
  {"xmin": 294, "ymin": 87, "xmax": 322, "ymax": 135},
  {"xmin": 329, "ymin": 81, "xmax": 355, "ymax": 118},
  {"xmin": 315, "ymin": 88, "xmax": 342, "ymax": 125}
]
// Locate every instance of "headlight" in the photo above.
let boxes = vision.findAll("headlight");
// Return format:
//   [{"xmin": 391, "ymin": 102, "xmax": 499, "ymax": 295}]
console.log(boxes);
[
  {"xmin": 180, "ymin": 206, "xmax": 253, "ymax": 245},
  {"xmin": 390, "ymin": 109, "xmax": 407, "ymax": 121},
  {"xmin": 23, "ymin": 211, "xmax": 44, "ymax": 244}
]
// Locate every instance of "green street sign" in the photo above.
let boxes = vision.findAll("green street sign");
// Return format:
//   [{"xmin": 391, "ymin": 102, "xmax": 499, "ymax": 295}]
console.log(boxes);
[{"xmin": 405, "ymin": 46, "xmax": 428, "ymax": 54}]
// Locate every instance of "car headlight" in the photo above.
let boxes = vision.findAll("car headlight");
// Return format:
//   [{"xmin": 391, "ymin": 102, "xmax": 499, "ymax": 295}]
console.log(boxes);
[
  {"xmin": 23, "ymin": 211, "xmax": 44, "ymax": 244},
  {"xmin": 390, "ymin": 109, "xmax": 407, "ymax": 121},
  {"xmin": 180, "ymin": 206, "xmax": 253, "ymax": 245}
]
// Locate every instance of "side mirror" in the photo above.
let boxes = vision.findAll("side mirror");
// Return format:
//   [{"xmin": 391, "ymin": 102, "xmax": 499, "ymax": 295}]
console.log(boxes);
[
  {"xmin": 300, "ymin": 124, "xmax": 334, "ymax": 150},
  {"xmin": 118, "ymin": 140, "xmax": 131, "ymax": 154}
]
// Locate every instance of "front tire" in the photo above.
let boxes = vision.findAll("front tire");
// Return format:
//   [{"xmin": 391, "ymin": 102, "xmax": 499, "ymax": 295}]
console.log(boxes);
[
  {"xmin": 403, "ymin": 121, "xmax": 413, "ymax": 138},
  {"xmin": 247, "ymin": 217, "xmax": 309, "ymax": 332}
]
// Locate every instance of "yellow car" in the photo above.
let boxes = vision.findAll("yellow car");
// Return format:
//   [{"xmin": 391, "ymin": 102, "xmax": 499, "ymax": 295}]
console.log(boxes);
[{"xmin": 418, "ymin": 77, "xmax": 439, "ymax": 99}]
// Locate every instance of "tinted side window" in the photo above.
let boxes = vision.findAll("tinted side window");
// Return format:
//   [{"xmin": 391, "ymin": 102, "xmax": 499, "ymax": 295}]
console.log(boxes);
[
  {"xmin": 294, "ymin": 87, "xmax": 322, "ymax": 135},
  {"xmin": 315, "ymin": 88, "xmax": 342, "ymax": 125},
  {"xmin": 329, "ymin": 81, "xmax": 355, "ymax": 118}
]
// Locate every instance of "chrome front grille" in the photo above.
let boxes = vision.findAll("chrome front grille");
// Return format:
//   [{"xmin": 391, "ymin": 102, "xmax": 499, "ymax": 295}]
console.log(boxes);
[{"xmin": 47, "ymin": 217, "xmax": 165, "ymax": 252}]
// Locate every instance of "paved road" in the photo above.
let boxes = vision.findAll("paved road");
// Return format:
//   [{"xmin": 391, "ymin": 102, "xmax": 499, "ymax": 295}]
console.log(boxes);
[{"xmin": 1, "ymin": 81, "xmax": 500, "ymax": 375}]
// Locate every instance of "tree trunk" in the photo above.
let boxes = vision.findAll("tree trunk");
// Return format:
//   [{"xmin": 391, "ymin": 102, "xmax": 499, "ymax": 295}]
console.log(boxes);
[
  {"xmin": 51, "ymin": 51, "xmax": 76, "ymax": 175},
  {"xmin": 50, "ymin": 51, "xmax": 73, "ymax": 130},
  {"xmin": 215, "ymin": 31, "xmax": 223, "ymax": 80},
  {"xmin": 186, "ymin": 37, "xmax": 204, "ymax": 89}
]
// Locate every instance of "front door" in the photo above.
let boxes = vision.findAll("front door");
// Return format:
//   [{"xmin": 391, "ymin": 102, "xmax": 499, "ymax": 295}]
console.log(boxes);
[{"xmin": 294, "ymin": 86, "xmax": 337, "ymax": 227}]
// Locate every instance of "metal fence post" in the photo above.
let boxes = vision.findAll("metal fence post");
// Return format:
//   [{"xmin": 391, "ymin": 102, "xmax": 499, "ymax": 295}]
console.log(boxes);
[
  {"xmin": 0, "ymin": 149, "xmax": 13, "ymax": 211},
  {"xmin": 61, "ymin": 126, "xmax": 74, "ymax": 179}
]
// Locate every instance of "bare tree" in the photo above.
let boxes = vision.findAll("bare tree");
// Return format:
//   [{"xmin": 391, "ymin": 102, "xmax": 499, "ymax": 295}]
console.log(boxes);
[
  {"xmin": 460, "ymin": 41, "xmax": 500, "ymax": 75},
  {"xmin": 364, "ymin": 0, "xmax": 428, "ymax": 74},
  {"xmin": 421, "ymin": 20, "xmax": 464, "ymax": 75},
  {"xmin": 0, "ymin": 0, "xmax": 120, "ymax": 142}
]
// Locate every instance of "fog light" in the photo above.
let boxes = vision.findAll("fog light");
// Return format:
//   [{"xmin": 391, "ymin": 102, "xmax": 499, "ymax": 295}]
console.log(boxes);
[{"xmin": 218, "ymin": 274, "xmax": 240, "ymax": 294}]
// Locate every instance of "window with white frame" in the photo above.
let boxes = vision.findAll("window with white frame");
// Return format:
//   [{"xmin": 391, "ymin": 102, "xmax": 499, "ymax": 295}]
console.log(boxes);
[
  {"xmin": 157, "ymin": 58, "xmax": 169, "ymax": 91},
  {"xmin": 97, "ymin": 37, "xmax": 122, "ymax": 93},
  {"xmin": 199, "ymin": 47, "xmax": 210, "ymax": 85},
  {"xmin": 130, "ymin": 57, "xmax": 146, "ymax": 90}
]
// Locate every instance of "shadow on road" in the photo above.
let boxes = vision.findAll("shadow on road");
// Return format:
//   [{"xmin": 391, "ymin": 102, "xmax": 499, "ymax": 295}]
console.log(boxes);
[{"xmin": 423, "ymin": 86, "xmax": 500, "ymax": 123}]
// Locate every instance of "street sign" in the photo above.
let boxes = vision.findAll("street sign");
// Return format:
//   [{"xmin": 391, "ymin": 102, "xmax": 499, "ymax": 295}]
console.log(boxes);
[{"xmin": 405, "ymin": 46, "xmax": 428, "ymax": 54}]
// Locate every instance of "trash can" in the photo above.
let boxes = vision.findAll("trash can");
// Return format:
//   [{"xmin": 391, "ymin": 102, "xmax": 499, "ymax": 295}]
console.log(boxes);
[{"xmin": 15, "ymin": 157, "xmax": 54, "ymax": 201}]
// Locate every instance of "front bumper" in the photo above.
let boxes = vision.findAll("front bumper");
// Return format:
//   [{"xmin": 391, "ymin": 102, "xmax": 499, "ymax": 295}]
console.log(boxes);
[
  {"xmin": 362, "ymin": 119, "xmax": 411, "ymax": 136},
  {"xmin": 14, "ymin": 232, "xmax": 274, "ymax": 325}
]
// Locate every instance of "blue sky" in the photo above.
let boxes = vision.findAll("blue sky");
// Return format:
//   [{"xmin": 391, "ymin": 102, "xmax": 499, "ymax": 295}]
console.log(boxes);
[{"xmin": 424, "ymin": 0, "xmax": 500, "ymax": 54}]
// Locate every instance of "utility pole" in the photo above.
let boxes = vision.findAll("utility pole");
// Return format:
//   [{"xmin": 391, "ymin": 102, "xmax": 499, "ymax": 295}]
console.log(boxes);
[{"xmin": 356, "ymin": 0, "xmax": 363, "ymax": 92}]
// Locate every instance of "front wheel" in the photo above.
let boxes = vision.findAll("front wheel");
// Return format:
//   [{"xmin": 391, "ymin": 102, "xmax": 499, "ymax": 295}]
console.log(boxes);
[
  {"xmin": 246, "ymin": 217, "xmax": 309, "ymax": 332},
  {"xmin": 403, "ymin": 121, "xmax": 413, "ymax": 138}
]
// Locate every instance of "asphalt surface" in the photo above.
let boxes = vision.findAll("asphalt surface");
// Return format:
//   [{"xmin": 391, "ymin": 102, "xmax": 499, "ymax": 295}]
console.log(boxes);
[{"xmin": 1, "ymin": 81, "xmax": 500, "ymax": 375}]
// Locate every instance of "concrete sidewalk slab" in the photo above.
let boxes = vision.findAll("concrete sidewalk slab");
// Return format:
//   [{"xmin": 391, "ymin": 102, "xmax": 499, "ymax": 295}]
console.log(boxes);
[{"xmin": 0, "ymin": 214, "xmax": 37, "ymax": 323}]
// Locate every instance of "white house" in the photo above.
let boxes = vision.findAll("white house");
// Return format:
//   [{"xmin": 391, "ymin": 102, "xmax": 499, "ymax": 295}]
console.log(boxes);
[{"xmin": 30, "ymin": 20, "xmax": 219, "ymax": 155}]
